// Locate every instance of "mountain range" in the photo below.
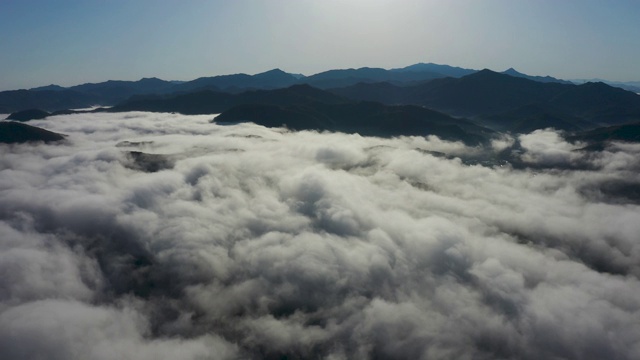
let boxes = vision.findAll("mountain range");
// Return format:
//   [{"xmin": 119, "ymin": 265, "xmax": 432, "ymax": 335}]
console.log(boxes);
[
  {"xmin": 3, "ymin": 63, "xmax": 640, "ymax": 149},
  {"xmin": 5, "ymin": 62, "xmax": 634, "ymax": 114},
  {"xmin": 0, "ymin": 121, "xmax": 65, "ymax": 144},
  {"xmin": 329, "ymin": 69, "xmax": 640, "ymax": 130}
]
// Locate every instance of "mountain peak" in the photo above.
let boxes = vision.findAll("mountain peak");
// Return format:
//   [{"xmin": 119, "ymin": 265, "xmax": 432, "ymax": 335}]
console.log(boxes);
[
  {"xmin": 473, "ymin": 69, "xmax": 500, "ymax": 76},
  {"xmin": 503, "ymin": 68, "xmax": 523, "ymax": 76},
  {"xmin": 256, "ymin": 68, "xmax": 287, "ymax": 75}
]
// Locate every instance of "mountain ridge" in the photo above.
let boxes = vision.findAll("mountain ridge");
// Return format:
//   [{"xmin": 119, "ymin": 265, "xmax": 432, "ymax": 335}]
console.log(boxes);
[{"xmin": 0, "ymin": 63, "xmax": 583, "ymax": 113}]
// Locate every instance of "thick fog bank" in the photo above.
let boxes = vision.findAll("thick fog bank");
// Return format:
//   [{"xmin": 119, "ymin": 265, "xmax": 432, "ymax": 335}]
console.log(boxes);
[{"xmin": 1, "ymin": 112, "xmax": 640, "ymax": 359}]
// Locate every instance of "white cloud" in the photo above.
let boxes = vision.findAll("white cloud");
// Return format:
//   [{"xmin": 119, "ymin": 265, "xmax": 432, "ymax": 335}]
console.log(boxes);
[{"xmin": 1, "ymin": 112, "xmax": 640, "ymax": 359}]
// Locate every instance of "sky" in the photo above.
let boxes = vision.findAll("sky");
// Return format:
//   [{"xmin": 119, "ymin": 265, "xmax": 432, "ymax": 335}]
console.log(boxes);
[
  {"xmin": 1, "ymin": 0, "xmax": 639, "ymax": 90},
  {"xmin": 2, "ymin": 111, "xmax": 640, "ymax": 358}
]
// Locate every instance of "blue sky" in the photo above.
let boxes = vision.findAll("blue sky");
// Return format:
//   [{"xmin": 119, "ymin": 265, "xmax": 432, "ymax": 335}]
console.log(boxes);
[{"xmin": 1, "ymin": 0, "xmax": 639, "ymax": 90}]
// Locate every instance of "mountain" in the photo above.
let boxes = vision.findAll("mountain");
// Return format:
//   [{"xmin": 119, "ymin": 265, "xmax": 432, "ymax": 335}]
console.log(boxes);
[
  {"xmin": 0, "ymin": 121, "xmax": 65, "ymax": 144},
  {"xmin": 481, "ymin": 104, "xmax": 594, "ymax": 133},
  {"xmin": 299, "ymin": 66, "xmax": 447, "ymax": 89},
  {"xmin": 331, "ymin": 69, "xmax": 565, "ymax": 115},
  {"xmin": 214, "ymin": 102, "xmax": 493, "ymax": 145},
  {"xmin": 501, "ymin": 68, "xmax": 573, "ymax": 84},
  {"xmin": 111, "ymin": 84, "xmax": 347, "ymax": 114},
  {"xmin": 107, "ymin": 83, "xmax": 493, "ymax": 144},
  {"xmin": 571, "ymin": 79, "xmax": 640, "ymax": 93},
  {"xmin": 546, "ymin": 81, "xmax": 640, "ymax": 124},
  {"xmin": 407, "ymin": 69, "xmax": 568, "ymax": 116},
  {"xmin": 329, "ymin": 69, "xmax": 640, "ymax": 131},
  {"xmin": 0, "ymin": 89, "xmax": 99, "ymax": 113},
  {"xmin": 107, "ymin": 71, "xmax": 640, "ymax": 138},
  {"xmin": 68, "ymin": 77, "xmax": 177, "ymax": 104},
  {"xmin": 172, "ymin": 69, "xmax": 299, "ymax": 93},
  {"xmin": 0, "ymin": 63, "xmax": 584, "ymax": 113},
  {"xmin": 6, "ymin": 109, "xmax": 50, "ymax": 121},
  {"xmin": 391, "ymin": 63, "xmax": 477, "ymax": 78},
  {"xmin": 30, "ymin": 84, "xmax": 67, "ymax": 91},
  {"xmin": 569, "ymin": 122, "xmax": 640, "ymax": 145}
]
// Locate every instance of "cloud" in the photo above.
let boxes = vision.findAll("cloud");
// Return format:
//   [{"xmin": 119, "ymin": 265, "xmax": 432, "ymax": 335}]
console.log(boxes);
[
  {"xmin": 518, "ymin": 128, "xmax": 584, "ymax": 166},
  {"xmin": 1, "ymin": 112, "xmax": 640, "ymax": 359}
]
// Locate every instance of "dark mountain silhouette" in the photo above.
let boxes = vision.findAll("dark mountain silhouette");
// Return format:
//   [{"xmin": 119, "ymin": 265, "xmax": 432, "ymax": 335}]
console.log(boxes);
[
  {"xmin": 501, "ymin": 68, "xmax": 572, "ymax": 84},
  {"xmin": 571, "ymin": 79, "xmax": 640, "ymax": 93},
  {"xmin": 6, "ymin": 109, "xmax": 50, "ymax": 121},
  {"xmin": 30, "ymin": 84, "xmax": 67, "ymax": 91},
  {"xmin": 107, "ymin": 83, "xmax": 493, "ymax": 144},
  {"xmin": 546, "ymin": 81, "xmax": 640, "ymax": 124},
  {"xmin": 111, "ymin": 84, "xmax": 347, "ymax": 114},
  {"xmin": 331, "ymin": 69, "xmax": 566, "ymax": 115},
  {"xmin": 0, "ymin": 89, "xmax": 98, "ymax": 113},
  {"xmin": 570, "ymin": 122, "xmax": 640, "ymax": 146},
  {"xmin": 173, "ymin": 69, "xmax": 299, "ymax": 93},
  {"xmin": 330, "ymin": 70, "xmax": 640, "ymax": 132},
  {"xmin": 68, "ymin": 77, "xmax": 177, "ymax": 105},
  {"xmin": 214, "ymin": 101, "xmax": 493, "ymax": 145},
  {"xmin": 1, "ymin": 63, "xmax": 583, "ymax": 113},
  {"xmin": 484, "ymin": 104, "xmax": 594, "ymax": 133},
  {"xmin": 327, "ymin": 81, "xmax": 407, "ymax": 104},
  {"xmin": 6, "ymin": 65, "xmax": 638, "ymax": 146},
  {"xmin": 391, "ymin": 63, "xmax": 477, "ymax": 78},
  {"xmin": 0, "ymin": 121, "xmax": 65, "ymax": 144},
  {"xmin": 405, "ymin": 69, "xmax": 568, "ymax": 116},
  {"xmin": 299, "ymin": 63, "xmax": 483, "ymax": 89},
  {"xmin": 299, "ymin": 67, "xmax": 446, "ymax": 89}
]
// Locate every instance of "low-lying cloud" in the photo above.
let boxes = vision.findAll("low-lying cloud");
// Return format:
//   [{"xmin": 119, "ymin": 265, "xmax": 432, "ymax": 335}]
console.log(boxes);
[{"xmin": 1, "ymin": 112, "xmax": 640, "ymax": 359}]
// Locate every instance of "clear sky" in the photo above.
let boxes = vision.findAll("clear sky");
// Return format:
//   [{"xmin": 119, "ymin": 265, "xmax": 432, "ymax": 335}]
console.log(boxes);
[{"xmin": 1, "ymin": 0, "xmax": 639, "ymax": 90}]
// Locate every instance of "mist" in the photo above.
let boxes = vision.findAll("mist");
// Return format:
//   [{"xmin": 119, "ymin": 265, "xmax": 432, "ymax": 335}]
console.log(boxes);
[{"xmin": 1, "ymin": 112, "xmax": 640, "ymax": 359}]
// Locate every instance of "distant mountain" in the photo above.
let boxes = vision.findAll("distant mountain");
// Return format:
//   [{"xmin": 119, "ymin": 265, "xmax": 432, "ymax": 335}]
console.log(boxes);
[
  {"xmin": 109, "ymin": 83, "xmax": 493, "ymax": 144},
  {"xmin": 570, "ymin": 122, "xmax": 640, "ymax": 144},
  {"xmin": 329, "ymin": 69, "xmax": 640, "ymax": 132},
  {"xmin": 299, "ymin": 66, "xmax": 448, "ymax": 89},
  {"xmin": 68, "ymin": 77, "xmax": 177, "ymax": 104},
  {"xmin": 11, "ymin": 66, "xmax": 640, "ymax": 145},
  {"xmin": 0, "ymin": 63, "xmax": 583, "ymax": 113},
  {"xmin": 173, "ymin": 69, "xmax": 299, "ymax": 93},
  {"xmin": 391, "ymin": 63, "xmax": 476, "ymax": 78},
  {"xmin": 501, "ymin": 68, "xmax": 573, "ymax": 84},
  {"xmin": 331, "ymin": 69, "xmax": 565, "ymax": 116},
  {"xmin": 0, "ymin": 89, "xmax": 98, "ymax": 113},
  {"xmin": 111, "ymin": 84, "xmax": 347, "ymax": 114},
  {"xmin": 0, "ymin": 121, "xmax": 65, "ymax": 144},
  {"xmin": 108, "ymin": 71, "xmax": 640, "ymax": 137},
  {"xmin": 214, "ymin": 101, "xmax": 493, "ymax": 145},
  {"xmin": 408, "ymin": 69, "xmax": 567, "ymax": 116},
  {"xmin": 571, "ymin": 79, "xmax": 640, "ymax": 94},
  {"xmin": 30, "ymin": 84, "xmax": 67, "ymax": 91},
  {"xmin": 546, "ymin": 81, "xmax": 640, "ymax": 124},
  {"xmin": 481, "ymin": 104, "xmax": 594, "ymax": 133}
]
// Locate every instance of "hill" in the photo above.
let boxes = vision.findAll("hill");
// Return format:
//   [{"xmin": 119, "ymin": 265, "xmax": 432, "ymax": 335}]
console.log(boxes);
[
  {"xmin": 214, "ymin": 101, "xmax": 493, "ymax": 145},
  {"xmin": 330, "ymin": 70, "xmax": 640, "ymax": 132},
  {"xmin": 6, "ymin": 109, "xmax": 50, "ymax": 121},
  {"xmin": 172, "ymin": 69, "xmax": 300, "ymax": 93},
  {"xmin": 0, "ymin": 89, "xmax": 98, "ymax": 113},
  {"xmin": 501, "ymin": 68, "xmax": 573, "ymax": 84},
  {"xmin": 0, "ymin": 121, "xmax": 65, "ymax": 144},
  {"xmin": 111, "ymin": 84, "xmax": 348, "ymax": 114},
  {"xmin": 569, "ymin": 122, "xmax": 640, "ymax": 147},
  {"xmin": 0, "ymin": 63, "xmax": 585, "ymax": 113}
]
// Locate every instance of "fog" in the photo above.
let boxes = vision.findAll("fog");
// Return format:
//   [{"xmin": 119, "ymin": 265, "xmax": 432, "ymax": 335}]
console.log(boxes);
[{"xmin": 1, "ymin": 112, "xmax": 640, "ymax": 359}]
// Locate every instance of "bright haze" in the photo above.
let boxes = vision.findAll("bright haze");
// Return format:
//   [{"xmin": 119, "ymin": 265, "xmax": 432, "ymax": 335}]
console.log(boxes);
[{"xmin": 1, "ymin": 0, "xmax": 639, "ymax": 90}]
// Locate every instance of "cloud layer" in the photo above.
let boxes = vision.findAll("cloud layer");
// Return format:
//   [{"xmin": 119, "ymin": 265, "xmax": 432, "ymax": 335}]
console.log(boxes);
[{"xmin": 1, "ymin": 113, "xmax": 640, "ymax": 359}]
